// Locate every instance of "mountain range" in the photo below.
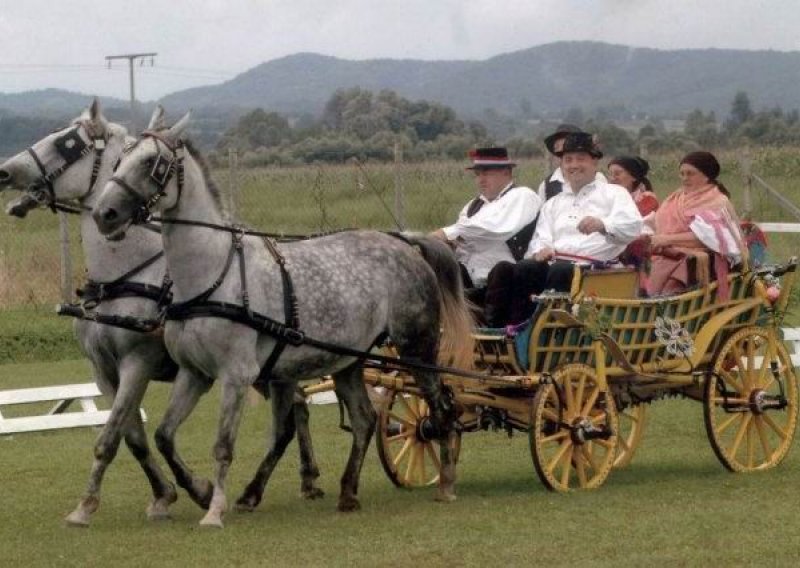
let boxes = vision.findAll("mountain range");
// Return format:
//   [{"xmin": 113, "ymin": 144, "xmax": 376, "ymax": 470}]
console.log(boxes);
[{"xmin": 3, "ymin": 41, "xmax": 800, "ymax": 122}]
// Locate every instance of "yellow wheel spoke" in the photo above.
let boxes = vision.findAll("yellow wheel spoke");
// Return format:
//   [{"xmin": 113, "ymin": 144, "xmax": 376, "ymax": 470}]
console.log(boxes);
[
  {"xmin": 761, "ymin": 413, "xmax": 789, "ymax": 441},
  {"xmin": 542, "ymin": 407, "xmax": 560, "ymax": 423},
  {"xmin": 388, "ymin": 410, "xmax": 415, "ymax": 427},
  {"xmin": 396, "ymin": 395, "xmax": 419, "ymax": 420},
  {"xmin": 575, "ymin": 453, "xmax": 588, "ymax": 487},
  {"xmin": 718, "ymin": 369, "xmax": 743, "ymax": 395},
  {"xmin": 545, "ymin": 440, "xmax": 571, "ymax": 476},
  {"xmin": 617, "ymin": 435, "xmax": 631, "ymax": 453},
  {"xmin": 563, "ymin": 379, "xmax": 575, "ymax": 417},
  {"xmin": 746, "ymin": 422, "xmax": 755, "ymax": 468},
  {"xmin": 392, "ymin": 437, "xmax": 414, "ymax": 468},
  {"xmin": 404, "ymin": 442, "xmax": 417, "ymax": 484},
  {"xmin": 541, "ymin": 430, "xmax": 569, "ymax": 444},
  {"xmin": 754, "ymin": 416, "xmax": 774, "ymax": 459},
  {"xmin": 560, "ymin": 446, "xmax": 573, "ymax": 488},
  {"xmin": 594, "ymin": 438, "xmax": 616, "ymax": 449},
  {"xmin": 581, "ymin": 386, "xmax": 601, "ymax": 417},
  {"xmin": 621, "ymin": 410, "xmax": 640, "ymax": 423},
  {"xmin": 387, "ymin": 431, "xmax": 413, "ymax": 443},
  {"xmin": 581, "ymin": 444, "xmax": 601, "ymax": 472},
  {"xmin": 715, "ymin": 412, "xmax": 740, "ymax": 436},
  {"xmin": 418, "ymin": 445, "xmax": 427, "ymax": 485},
  {"xmin": 730, "ymin": 413, "xmax": 753, "ymax": 460},
  {"xmin": 425, "ymin": 442, "xmax": 441, "ymax": 471},
  {"xmin": 756, "ymin": 342, "xmax": 775, "ymax": 388},
  {"xmin": 575, "ymin": 373, "xmax": 587, "ymax": 412}
]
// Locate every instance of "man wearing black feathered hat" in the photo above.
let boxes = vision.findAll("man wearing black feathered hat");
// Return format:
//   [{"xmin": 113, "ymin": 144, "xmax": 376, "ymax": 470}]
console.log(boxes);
[
  {"xmin": 537, "ymin": 123, "xmax": 607, "ymax": 202},
  {"xmin": 433, "ymin": 146, "xmax": 541, "ymax": 327}
]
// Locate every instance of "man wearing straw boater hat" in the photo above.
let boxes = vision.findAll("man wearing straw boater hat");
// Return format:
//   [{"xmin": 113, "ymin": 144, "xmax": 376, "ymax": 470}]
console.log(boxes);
[
  {"xmin": 507, "ymin": 132, "xmax": 642, "ymax": 323},
  {"xmin": 537, "ymin": 123, "xmax": 607, "ymax": 202},
  {"xmin": 433, "ymin": 146, "xmax": 541, "ymax": 327}
]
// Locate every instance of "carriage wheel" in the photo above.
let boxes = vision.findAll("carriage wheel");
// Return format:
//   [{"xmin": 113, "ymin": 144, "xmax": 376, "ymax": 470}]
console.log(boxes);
[
  {"xmin": 375, "ymin": 389, "xmax": 461, "ymax": 488},
  {"xmin": 530, "ymin": 364, "xmax": 618, "ymax": 491},
  {"xmin": 705, "ymin": 326, "xmax": 798, "ymax": 472},
  {"xmin": 613, "ymin": 403, "xmax": 647, "ymax": 469}
]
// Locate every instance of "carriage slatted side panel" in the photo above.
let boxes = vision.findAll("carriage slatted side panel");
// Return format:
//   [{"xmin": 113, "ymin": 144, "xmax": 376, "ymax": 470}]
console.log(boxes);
[{"xmin": 531, "ymin": 274, "xmax": 762, "ymax": 374}]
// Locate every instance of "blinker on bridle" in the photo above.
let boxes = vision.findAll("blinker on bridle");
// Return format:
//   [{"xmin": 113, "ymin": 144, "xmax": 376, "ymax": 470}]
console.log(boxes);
[
  {"xmin": 25, "ymin": 122, "xmax": 106, "ymax": 212},
  {"xmin": 109, "ymin": 131, "xmax": 185, "ymax": 224}
]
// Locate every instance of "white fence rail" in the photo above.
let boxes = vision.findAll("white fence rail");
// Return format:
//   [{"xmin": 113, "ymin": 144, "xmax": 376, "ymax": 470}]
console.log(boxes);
[{"xmin": 0, "ymin": 383, "xmax": 146, "ymax": 435}]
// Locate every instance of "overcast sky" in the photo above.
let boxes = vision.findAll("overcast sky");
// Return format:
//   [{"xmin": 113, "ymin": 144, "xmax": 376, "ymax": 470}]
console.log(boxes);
[{"xmin": 0, "ymin": 0, "xmax": 797, "ymax": 101}]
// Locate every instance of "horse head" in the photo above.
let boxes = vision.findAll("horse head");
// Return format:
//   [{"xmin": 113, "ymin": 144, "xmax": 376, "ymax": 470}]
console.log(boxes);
[
  {"xmin": 0, "ymin": 98, "xmax": 125, "ymax": 217},
  {"xmin": 93, "ymin": 108, "xmax": 191, "ymax": 240}
]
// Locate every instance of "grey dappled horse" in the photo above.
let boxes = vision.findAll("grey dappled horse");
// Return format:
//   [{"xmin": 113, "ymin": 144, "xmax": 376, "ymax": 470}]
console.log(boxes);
[
  {"xmin": 92, "ymin": 110, "xmax": 474, "ymax": 527},
  {"xmin": 0, "ymin": 101, "xmax": 322, "ymax": 527}
]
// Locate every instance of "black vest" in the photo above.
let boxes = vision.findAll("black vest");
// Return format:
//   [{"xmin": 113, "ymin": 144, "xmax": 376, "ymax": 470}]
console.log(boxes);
[
  {"xmin": 465, "ymin": 185, "xmax": 537, "ymax": 262},
  {"xmin": 544, "ymin": 171, "xmax": 563, "ymax": 201}
]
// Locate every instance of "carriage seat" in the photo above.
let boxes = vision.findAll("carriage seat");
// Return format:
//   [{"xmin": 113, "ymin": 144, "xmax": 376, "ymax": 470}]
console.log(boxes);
[{"xmin": 573, "ymin": 265, "xmax": 640, "ymax": 299}]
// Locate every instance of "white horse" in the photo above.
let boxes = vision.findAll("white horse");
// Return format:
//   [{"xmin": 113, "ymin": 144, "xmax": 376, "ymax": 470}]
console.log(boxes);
[
  {"xmin": 0, "ymin": 101, "xmax": 322, "ymax": 527},
  {"xmin": 92, "ymin": 110, "xmax": 473, "ymax": 527}
]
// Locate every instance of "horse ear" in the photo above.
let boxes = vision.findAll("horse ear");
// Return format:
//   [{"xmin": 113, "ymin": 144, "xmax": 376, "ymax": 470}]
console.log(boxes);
[
  {"xmin": 86, "ymin": 97, "xmax": 108, "ymax": 136},
  {"xmin": 147, "ymin": 105, "xmax": 166, "ymax": 131},
  {"xmin": 89, "ymin": 97, "xmax": 101, "ymax": 120},
  {"xmin": 165, "ymin": 111, "xmax": 192, "ymax": 144}
]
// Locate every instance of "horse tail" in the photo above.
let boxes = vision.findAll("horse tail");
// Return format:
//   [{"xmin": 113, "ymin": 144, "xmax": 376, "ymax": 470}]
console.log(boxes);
[{"xmin": 406, "ymin": 235, "xmax": 475, "ymax": 370}]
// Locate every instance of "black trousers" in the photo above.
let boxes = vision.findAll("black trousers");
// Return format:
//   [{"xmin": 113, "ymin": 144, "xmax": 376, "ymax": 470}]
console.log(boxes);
[
  {"xmin": 508, "ymin": 260, "xmax": 576, "ymax": 323},
  {"xmin": 459, "ymin": 262, "xmax": 516, "ymax": 328}
]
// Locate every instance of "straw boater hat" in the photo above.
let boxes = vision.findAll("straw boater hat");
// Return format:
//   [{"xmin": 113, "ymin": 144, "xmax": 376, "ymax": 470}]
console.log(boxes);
[
  {"xmin": 465, "ymin": 147, "xmax": 516, "ymax": 170},
  {"xmin": 543, "ymin": 123, "xmax": 583, "ymax": 155}
]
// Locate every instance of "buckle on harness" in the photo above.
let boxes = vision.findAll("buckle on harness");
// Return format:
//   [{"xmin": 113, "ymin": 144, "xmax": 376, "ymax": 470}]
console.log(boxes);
[{"xmin": 284, "ymin": 328, "xmax": 305, "ymax": 346}]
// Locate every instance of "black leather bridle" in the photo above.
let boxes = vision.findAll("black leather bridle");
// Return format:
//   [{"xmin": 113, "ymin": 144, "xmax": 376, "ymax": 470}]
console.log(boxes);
[{"xmin": 24, "ymin": 121, "xmax": 107, "ymax": 212}]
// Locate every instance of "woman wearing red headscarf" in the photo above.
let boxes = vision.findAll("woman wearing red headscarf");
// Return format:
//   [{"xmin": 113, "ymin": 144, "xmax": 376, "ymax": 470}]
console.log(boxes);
[{"xmin": 645, "ymin": 151, "xmax": 744, "ymax": 298}]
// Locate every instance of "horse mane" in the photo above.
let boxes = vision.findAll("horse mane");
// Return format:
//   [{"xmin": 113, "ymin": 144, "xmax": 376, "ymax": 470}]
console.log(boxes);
[{"xmin": 183, "ymin": 139, "xmax": 228, "ymax": 221}]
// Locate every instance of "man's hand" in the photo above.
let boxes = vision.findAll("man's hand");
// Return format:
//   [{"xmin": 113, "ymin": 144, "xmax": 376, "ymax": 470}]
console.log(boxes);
[
  {"xmin": 577, "ymin": 216, "xmax": 606, "ymax": 235},
  {"xmin": 431, "ymin": 229, "xmax": 457, "ymax": 249},
  {"xmin": 533, "ymin": 247, "xmax": 554, "ymax": 262}
]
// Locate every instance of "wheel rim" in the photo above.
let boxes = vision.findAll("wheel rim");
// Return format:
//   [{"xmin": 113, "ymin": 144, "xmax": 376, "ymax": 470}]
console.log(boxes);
[
  {"xmin": 613, "ymin": 404, "xmax": 647, "ymax": 469},
  {"xmin": 530, "ymin": 364, "xmax": 618, "ymax": 491},
  {"xmin": 376, "ymin": 390, "xmax": 461, "ymax": 488},
  {"xmin": 705, "ymin": 327, "xmax": 798, "ymax": 472}
]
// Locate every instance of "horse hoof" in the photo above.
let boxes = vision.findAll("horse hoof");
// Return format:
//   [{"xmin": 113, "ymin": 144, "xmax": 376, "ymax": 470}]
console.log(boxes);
[
  {"xmin": 147, "ymin": 486, "xmax": 178, "ymax": 520},
  {"xmin": 64, "ymin": 510, "xmax": 90, "ymax": 528},
  {"xmin": 434, "ymin": 491, "xmax": 457, "ymax": 503},
  {"xmin": 191, "ymin": 479, "xmax": 214, "ymax": 510},
  {"xmin": 199, "ymin": 513, "xmax": 224, "ymax": 528},
  {"xmin": 301, "ymin": 487, "xmax": 325, "ymax": 500},
  {"xmin": 337, "ymin": 497, "xmax": 361, "ymax": 512},
  {"xmin": 233, "ymin": 497, "xmax": 257, "ymax": 513}
]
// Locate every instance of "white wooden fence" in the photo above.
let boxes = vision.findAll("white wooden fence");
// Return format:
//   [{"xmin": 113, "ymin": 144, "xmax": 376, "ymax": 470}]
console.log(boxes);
[{"xmin": 0, "ymin": 383, "xmax": 146, "ymax": 435}]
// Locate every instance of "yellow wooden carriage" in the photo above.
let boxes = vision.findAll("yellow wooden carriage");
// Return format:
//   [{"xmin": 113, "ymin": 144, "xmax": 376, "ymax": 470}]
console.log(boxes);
[{"xmin": 305, "ymin": 259, "xmax": 799, "ymax": 492}]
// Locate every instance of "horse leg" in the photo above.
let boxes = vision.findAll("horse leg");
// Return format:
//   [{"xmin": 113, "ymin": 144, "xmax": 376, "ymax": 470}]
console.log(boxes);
[
  {"xmin": 293, "ymin": 387, "xmax": 324, "ymax": 499},
  {"xmin": 332, "ymin": 365, "xmax": 377, "ymax": 512},
  {"xmin": 154, "ymin": 368, "xmax": 214, "ymax": 510},
  {"xmin": 65, "ymin": 360, "xmax": 175, "ymax": 526},
  {"xmin": 124, "ymin": 413, "xmax": 178, "ymax": 521},
  {"xmin": 234, "ymin": 381, "xmax": 300, "ymax": 512},
  {"xmin": 200, "ymin": 372, "xmax": 255, "ymax": 528}
]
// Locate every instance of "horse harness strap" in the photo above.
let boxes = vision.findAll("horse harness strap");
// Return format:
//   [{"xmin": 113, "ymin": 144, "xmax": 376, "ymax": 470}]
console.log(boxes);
[
  {"xmin": 25, "ymin": 122, "xmax": 106, "ymax": 213},
  {"xmin": 164, "ymin": 231, "xmax": 300, "ymax": 375},
  {"xmin": 76, "ymin": 250, "xmax": 173, "ymax": 309}
]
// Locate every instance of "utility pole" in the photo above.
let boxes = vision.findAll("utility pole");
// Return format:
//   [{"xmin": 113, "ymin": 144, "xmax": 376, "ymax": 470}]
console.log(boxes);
[{"xmin": 105, "ymin": 52, "xmax": 157, "ymax": 134}]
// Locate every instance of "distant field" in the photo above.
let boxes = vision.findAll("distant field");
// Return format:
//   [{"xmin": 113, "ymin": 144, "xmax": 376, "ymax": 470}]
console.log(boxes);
[
  {"xmin": 0, "ymin": 359, "xmax": 798, "ymax": 567},
  {"xmin": 2, "ymin": 149, "xmax": 800, "ymax": 311}
]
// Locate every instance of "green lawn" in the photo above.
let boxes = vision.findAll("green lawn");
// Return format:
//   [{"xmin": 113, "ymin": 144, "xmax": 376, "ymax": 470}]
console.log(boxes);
[{"xmin": 1, "ymin": 359, "xmax": 799, "ymax": 567}]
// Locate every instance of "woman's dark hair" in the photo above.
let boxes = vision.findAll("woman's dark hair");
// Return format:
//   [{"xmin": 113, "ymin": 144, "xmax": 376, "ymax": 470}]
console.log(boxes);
[
  {"xmin": 680, "ymin": 151, "xmax": 730, "ymax": 197},
  {"xmin": 609, "ymin": 155, "xmax": 652, "ymax": 192}
]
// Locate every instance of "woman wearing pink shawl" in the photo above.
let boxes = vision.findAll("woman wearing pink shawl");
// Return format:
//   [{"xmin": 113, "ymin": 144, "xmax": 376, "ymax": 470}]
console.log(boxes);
[{"xmin": 645, "ymin": 151, "xmax": 744, "ymax": 298}]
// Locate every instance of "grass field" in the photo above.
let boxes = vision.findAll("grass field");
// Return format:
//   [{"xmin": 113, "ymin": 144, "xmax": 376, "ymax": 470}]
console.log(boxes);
[{"xmin": 1, "ymin": 359, "xmax": 799, "ymax": 567}]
